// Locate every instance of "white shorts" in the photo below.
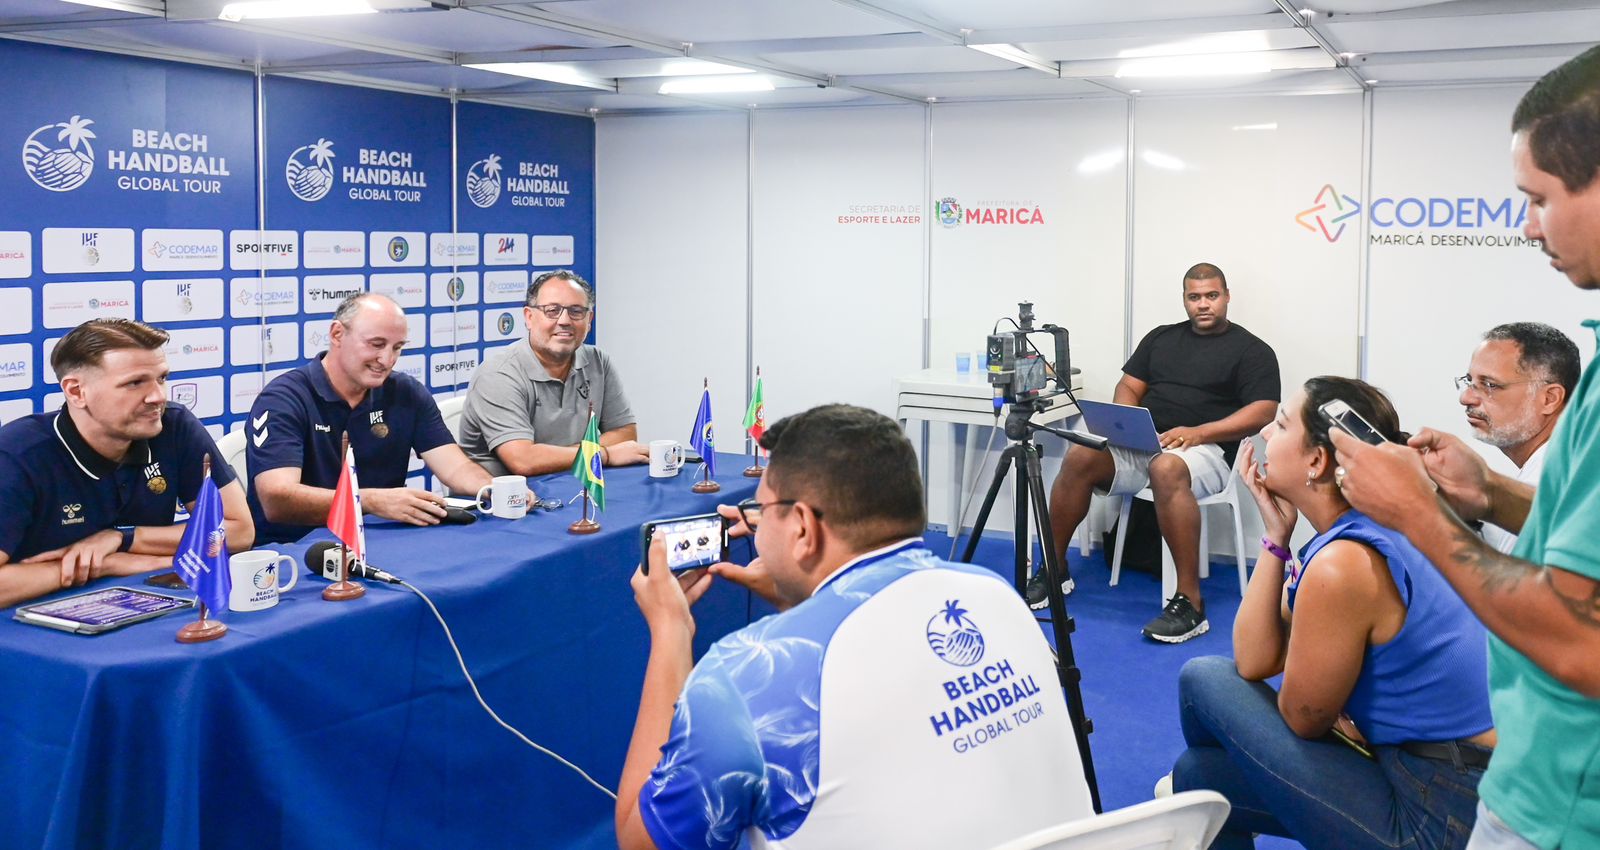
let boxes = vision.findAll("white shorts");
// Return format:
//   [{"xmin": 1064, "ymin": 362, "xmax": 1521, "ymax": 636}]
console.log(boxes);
[{"xmin": 1103, "ymin": 443, "xmax": 1230, "ymax": 499}]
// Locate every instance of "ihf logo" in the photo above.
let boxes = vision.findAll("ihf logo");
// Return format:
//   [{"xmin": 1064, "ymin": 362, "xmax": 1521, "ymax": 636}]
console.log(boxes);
[
  {"xmin": 23, "ymin": 115, "xmax": 97, "ymax": 192},
  {"xmin": 285, "ymin": 138, "xmax": 336, "ymax": 202},
  {"xmin": 466, "ymin": 153, "xmax": 502, "ymax": 208},
  {"xmin": 388, "ymin": 237, "xmax": 410, "ymax": 262},
  {"xmin": 926, "ymin": 599, "xmax": 985, "ymax": 666}
]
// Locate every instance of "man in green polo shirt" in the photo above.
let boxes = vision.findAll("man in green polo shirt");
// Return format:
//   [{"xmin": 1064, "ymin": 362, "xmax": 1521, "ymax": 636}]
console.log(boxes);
[{"xmin": 1329, "ymin": 46, "xmax": 1600, "ymax": 850}]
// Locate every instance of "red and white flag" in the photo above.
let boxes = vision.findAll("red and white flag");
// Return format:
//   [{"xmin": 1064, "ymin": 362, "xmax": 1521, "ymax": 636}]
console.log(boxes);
[{"xmin": 327, "ymin": 444, "xmax": 366, "ymax": 564}]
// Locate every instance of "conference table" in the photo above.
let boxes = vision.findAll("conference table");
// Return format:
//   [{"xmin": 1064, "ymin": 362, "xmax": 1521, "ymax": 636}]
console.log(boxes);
[{"xmin": 0, "ymin": 457, "xmax": 759, "ymax": 850}]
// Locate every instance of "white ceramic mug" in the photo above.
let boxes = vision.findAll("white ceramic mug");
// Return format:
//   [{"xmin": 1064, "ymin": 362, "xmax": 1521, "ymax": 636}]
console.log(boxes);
[
  {"xmin": 228, "ymin": 550, "xmax": 299, "ymax": 612},
  {"xmin": 475, "ymin": 474, "xmax": 529, "ymax": 519},
  {"xmin": 649, "ymin": 440, "xmax": 684, "ymax": 478}
]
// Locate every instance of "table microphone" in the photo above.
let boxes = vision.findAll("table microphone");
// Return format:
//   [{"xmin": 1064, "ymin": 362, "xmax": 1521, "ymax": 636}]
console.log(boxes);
[{"xmin": 303, "ymin": 541, "xmax": 405, "ymax": 585}]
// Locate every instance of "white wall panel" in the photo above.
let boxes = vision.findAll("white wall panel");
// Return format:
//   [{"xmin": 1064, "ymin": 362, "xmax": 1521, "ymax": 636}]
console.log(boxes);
[
  {"xmin": 597, "ymin": 112, "xmax": 749, "ymax": 445},
  {"xmin": 751, "ymin": 107, "xmax": 926, "ymax": 421},
  {"xmin": 927, "ymin": 99, "xmax": 1129, "ymax": 534},
  {"xmin": 1132, "ymin": 94, "xmax": 1364, "ymax": 397},
  {"xmin": 1132, "ymin": 93, "xmax": 1363, "ymax": 556},
  {"xmin": 1367, "ymin": 86, "xmax": 1595, "ymax": 476}
]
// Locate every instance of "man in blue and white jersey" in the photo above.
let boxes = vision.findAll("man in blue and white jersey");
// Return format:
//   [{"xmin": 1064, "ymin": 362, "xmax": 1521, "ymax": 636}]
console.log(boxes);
[{"xmin": 617, "ymin": 404, "xmax": 1094, "ymax": 850}]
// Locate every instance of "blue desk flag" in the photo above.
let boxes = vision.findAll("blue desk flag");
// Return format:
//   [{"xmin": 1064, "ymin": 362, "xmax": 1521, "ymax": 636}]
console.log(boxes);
[
  {"xmin": 175, "ymin": 471, "xmax": 230, "ymax": 613},
  {"xmin": 690, "ymin": 386, "xmax": 716, "ymax": 477}
]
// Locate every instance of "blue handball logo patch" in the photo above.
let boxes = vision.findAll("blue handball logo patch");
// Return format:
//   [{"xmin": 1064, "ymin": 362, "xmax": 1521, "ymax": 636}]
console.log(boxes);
[{"xmin": 926, "ymin": 599, "xmax": 985, "ymax": 667}]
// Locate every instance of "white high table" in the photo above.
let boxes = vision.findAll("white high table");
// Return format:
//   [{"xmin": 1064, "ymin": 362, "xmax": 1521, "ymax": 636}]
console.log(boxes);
[{"xmin": 892, "ymin": 368, "xmax": 1083, "ymax": 544}]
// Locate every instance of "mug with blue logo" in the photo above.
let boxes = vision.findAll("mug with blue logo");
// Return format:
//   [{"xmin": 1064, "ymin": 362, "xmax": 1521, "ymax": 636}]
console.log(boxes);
[{"xmin": 228, "ymin": 550, "xmax": 299, "ymax": 612}]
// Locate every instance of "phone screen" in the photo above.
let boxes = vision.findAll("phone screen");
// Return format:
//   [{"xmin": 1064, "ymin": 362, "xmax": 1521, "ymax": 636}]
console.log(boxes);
[
  {"xmin": 642, "ymin": 514, "xmax": 728, "ymax": 574},
  {"xmin": 1319, "ymin": 400, "xmax": 1388, "ymax": 446}
]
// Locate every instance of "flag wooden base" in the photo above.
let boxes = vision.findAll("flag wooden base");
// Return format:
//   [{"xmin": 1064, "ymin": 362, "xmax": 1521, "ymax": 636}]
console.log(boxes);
[
  {"xmin": 691, "ymin": 480, "xmax": 721, "ymax": 493},
  {"xmin": 742, "ymin": 465, "xmax": 762, "ymax": 478},
  {"xmin": 176, "ymin": 617, "xmax": 227, "ymax": 644},
  {"xmin": 322, "ymin": 580, "xmax": 365, "ymax": 601},
  {"xmin": 568, "ymin": 518, "xmax": 601, "ymax": 534}
]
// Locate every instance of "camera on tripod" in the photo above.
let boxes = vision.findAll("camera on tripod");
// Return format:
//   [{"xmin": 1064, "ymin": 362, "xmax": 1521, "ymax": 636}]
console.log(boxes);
[{"xmin": 986, "ymin": 302, "xmax": 1070, "ymax": 405}]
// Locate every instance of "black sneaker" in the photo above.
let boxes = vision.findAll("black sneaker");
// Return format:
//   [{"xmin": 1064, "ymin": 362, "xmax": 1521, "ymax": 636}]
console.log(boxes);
[
  {"xmin": 1142, "ymin": 594, "xmax": 1209, "ymax": 643},
  {"xmin": 1024, "ymin": 568, "xmax": 1075, "ymax": 610}
]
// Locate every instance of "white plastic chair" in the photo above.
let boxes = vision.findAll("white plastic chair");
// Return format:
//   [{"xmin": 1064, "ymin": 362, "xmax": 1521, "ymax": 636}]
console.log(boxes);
[
  {"xmin": 215, "ymin": 427, "xmax": 248, "ymax": 485},
  {"xmin": 1108, "ymin": 450, "xmax": 1249, "ymax": 604},
  {"xmin": 988, "ymin": 791, "xmax": 1231, "ymax": 850},
  {"xmin": 436, "ymin": 394, "xmax": 466, "ymax": 442}
]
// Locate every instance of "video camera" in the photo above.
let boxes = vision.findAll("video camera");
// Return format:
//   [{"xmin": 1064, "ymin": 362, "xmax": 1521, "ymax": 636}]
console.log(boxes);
[{"xmin": 985, "ymin": 302, "xmax": 1070, "ymax": 406}]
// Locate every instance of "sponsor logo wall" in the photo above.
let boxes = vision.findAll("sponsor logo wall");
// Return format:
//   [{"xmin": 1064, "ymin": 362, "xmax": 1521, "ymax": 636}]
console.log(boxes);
[{"xmin": 0, "ymin": 41, "xmax": 596, "ymax": 442}]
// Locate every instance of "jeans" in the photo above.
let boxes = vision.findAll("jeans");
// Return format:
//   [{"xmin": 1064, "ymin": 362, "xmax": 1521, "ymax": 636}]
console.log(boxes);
[{"xmin": 1172, "ymin": 656, "xmax": 1484, "ymax": 850}]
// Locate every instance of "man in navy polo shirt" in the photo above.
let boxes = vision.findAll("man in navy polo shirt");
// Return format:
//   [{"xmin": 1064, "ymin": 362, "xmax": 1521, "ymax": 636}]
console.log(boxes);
[
  {"xmin": 247, "ymin": 293, "xmax": 495, "ymax": 545},
  {"xmin": 0, "ymin": 319, "xmax": 254, "ymax": 608}
]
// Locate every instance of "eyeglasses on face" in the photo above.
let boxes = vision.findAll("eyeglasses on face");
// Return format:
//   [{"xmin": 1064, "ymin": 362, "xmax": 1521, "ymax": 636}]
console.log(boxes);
[
  {"xmin": 735, "ymin": 498, "xmax": 823, "ymax": 528},
  {"xmin": 530, "ymin": 304, "xmax": 591, "ymax": 321},
  {"xmin": 1453, "ymin": 375, "xmax": 1544, "ymax": 396}
]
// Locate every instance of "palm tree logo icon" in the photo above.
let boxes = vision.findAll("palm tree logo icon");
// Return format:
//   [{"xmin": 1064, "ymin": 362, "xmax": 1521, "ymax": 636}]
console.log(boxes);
[
  {"xmin": 467, "ymin": 154, "xmax": 503, "ymax": 208},
  {"xmin": 286, "ymin": 138, "xmax": 336, "ymax": 202},
  {"xmin": 926, "ymin": 599, "xmax": 986, "ymax": 667},
  {"xmin": 23, "ymin": 115, "xmax": 97, "ymax": 192}
]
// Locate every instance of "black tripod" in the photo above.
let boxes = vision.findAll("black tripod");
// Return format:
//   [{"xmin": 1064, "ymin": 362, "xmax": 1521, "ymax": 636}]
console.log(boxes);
[{"xmin": 957, "ymin": 397, "xmax": 1106, "ymax": 812}]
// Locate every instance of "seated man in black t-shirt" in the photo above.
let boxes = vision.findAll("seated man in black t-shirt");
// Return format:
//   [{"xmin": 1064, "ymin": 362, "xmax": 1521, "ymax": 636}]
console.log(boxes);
[{"xmin": 1039, "ymin": 263, "xmax": 1279, "ymax": 643}]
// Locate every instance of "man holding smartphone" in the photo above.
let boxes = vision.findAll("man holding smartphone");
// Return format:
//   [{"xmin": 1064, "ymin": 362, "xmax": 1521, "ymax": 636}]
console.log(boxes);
[
  {"xmin": 616, "ymin": 404, "xmax": 1092, "ymax": 850},
  {"xmin": 1331, "ymin": 46, "xmax": 1600, "ymax": 850}
]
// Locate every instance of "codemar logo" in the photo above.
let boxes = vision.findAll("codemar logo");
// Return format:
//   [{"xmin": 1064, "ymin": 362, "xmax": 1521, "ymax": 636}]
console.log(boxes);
[{"xmin": 1295, "ymin": 184, "xmax": 1361, "ymax": 243}]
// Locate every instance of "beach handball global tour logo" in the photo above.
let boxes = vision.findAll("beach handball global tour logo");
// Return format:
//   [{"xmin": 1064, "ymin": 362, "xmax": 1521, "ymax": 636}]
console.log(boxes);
[
  {"xmin": 926, "ymin": 599, "xmax": 985, "ymax": 667},
  {"xmin": 286, "ymin": 138, "xmax": 336, "ymax": 202},
  {"xmin": 467, "ymin": 154, "xmax": 503, "ymax": 208},
  {"xmin": 24, "ymin": 115, "xmax": 97, "ymax": 192}
]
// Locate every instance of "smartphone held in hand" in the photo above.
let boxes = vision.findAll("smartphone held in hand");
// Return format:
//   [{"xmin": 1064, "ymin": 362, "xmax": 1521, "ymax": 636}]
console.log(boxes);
[{"xmin": 640, "ymin": 513, "xmax": 731, "ymax": 575}]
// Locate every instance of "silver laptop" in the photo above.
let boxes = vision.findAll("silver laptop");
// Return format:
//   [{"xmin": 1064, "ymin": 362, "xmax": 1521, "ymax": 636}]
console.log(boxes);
[{"xmin": 1075, "ymin": 400, "xmax": 1162, "ymax": 453}]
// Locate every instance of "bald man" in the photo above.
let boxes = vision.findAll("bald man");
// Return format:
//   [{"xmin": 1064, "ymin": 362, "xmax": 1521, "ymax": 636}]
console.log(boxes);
[{"xmin": 246, "ymin": 293, "xmax": 494, "ymax": 544}]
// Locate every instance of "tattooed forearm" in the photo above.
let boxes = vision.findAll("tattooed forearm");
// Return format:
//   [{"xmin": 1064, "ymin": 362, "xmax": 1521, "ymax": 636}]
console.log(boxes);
[
  {"xmin": 1450, "ymin": 527, "xmax": 1536, "ymax": 593},
  {"xmin": 1540, "ymin": 571, "xmax": 1600, "ymax": 630}
]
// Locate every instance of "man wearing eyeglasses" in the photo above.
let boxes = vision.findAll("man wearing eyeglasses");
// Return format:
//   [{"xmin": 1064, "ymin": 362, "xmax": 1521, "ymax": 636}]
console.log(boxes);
[
  {"xmin": 1456, "ymin": 322, "xmax": 1579, "ymax": 553},
  {"xmin": 1331, "ymin": 46, "xmax": 1600, "ymax": 850},
  {"xmin": 615, "ymin": 404, "xmax": 1092, "ymax": 850},
  {"xmin": 460, "ymin": 270, "xmax": 647, "ymax": 476},
  {"xmin": 248, "ymin": 293, "xmax": 496, "ymax": 544}
]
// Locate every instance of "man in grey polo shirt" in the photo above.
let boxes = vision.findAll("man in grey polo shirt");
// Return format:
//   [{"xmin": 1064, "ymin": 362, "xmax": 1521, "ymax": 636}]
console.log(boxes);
[{"xmin": 460, "ymin": 270, "xmax": 649, "ymax": 476}]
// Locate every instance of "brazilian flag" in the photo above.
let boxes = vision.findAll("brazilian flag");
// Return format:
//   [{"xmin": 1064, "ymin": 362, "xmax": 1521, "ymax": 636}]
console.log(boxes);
[{"xmin": 570, "ymin": 411, "xmax": 605, "ymax": 510}]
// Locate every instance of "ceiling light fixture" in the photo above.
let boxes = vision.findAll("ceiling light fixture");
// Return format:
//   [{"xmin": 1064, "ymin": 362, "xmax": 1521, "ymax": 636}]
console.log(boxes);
[
  {"xmin": 1115, "ymin": 53, "xmax": 1273, "ymax": 78},
  {"xmin": 217, "ymin": 0, "xmax": 375, "ymax": 21},
  {"xmin": 465, "ymin": 62, "xmax": 605, "ymax": 88},
  {"xmin": 967, "ymin": 43, "xmax": 1033, "ymax": 65},
  {"xmin": 659, "ymin": 76, "xmax": 774, "ymax": 95}
]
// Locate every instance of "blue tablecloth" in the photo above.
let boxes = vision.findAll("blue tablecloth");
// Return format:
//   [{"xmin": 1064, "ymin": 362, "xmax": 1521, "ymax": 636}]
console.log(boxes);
[{"xmin": 0, "ymin": 457, "xmax": 759, "ymax": 850}]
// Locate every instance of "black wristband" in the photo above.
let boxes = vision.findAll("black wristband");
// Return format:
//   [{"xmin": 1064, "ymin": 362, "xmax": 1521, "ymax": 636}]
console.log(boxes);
[{"xmin": 117, "ymin": 527, "xmax": 136, "ymax": 553}]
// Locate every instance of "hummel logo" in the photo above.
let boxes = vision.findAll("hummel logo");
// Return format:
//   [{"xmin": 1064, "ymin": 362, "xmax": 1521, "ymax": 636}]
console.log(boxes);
[
  {"xmin": 252, "ymin": 427, "xmax": 269, "ymax": 448},
  {"xmin": 252, "ymin": 411, "xmax": 269, "ymax": 429}
]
